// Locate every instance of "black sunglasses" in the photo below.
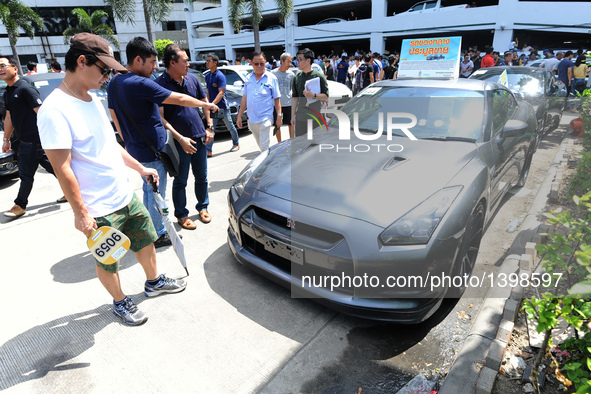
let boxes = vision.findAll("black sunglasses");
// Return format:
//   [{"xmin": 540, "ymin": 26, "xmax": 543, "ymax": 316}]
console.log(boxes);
[{"xmin": 93, "ymin": 63, "xmax": 112, "ymax": 76}]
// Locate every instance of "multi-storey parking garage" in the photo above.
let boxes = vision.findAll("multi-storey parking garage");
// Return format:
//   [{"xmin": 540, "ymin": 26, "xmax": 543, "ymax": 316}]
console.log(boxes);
[{"xmin": 186, "ymin": 0, "xmax": 591, "ymax": 61}]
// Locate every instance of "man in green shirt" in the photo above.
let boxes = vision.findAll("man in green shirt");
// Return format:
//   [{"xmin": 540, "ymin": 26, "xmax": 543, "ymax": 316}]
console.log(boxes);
[{"xmin": 291, "ymin": 48, "xmax": 329, "ymax": 137}]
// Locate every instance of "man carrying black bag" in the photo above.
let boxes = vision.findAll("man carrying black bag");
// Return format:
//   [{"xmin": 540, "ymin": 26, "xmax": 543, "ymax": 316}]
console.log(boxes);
[{"xmin": 108, "ymin": 37, "xmax": 218, "ymax": 248}]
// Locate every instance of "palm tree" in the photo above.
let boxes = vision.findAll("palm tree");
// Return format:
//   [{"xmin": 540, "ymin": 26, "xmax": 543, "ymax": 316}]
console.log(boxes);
[
  {"xmin": 63, "ymin": 8, "xmax": 120, "ymax": 50},
  {"xmin": 0, "ymin": 0, "xmax": 42, "ymax": 75},
  {"xmin": 228, "ymin": 0, "xmax": 293, "ymax": 52},
  {"xmin": 106, "ymin": 0, "xmax": 173, "ymax": 44}
]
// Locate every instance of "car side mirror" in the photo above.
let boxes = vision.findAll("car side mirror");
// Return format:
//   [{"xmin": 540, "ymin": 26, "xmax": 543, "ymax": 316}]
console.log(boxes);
[
  {"xmin": 502, "ymin": 119, "xmax": 528, "ymax": 137},
  {"xmin": 233, "ymin": 81, "xmax": 244, "ymax": 88}
]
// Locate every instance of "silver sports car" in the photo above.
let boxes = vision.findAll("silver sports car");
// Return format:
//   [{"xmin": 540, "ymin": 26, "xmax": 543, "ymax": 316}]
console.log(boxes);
[{"xmin": 227, "ymin": 79, "xmax": 538, "ymax": 322}]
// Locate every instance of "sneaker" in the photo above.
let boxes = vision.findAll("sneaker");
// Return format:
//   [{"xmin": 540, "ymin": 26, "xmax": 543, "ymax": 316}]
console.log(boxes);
[
  {"xmin": 230, "ymin": 144, "xmax": 240, "ymax": 152},
  {"xmin": 144, "ymin": 274, "xmax": 187, "ymax": 297},
  {"xmin": 112, "ymin": 296, "xmax": 148, "ymax": 326},
  {"xmin": 4, "ymin": 204, "xmax": 25, "ymax": 218},
  {"xmin": 154, "ymin": 233, "xmax": 172, "ymax": 248}
]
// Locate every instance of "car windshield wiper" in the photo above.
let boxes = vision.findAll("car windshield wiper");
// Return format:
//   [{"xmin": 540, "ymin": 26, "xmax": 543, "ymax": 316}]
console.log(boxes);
[{"xmin": 420, "ymin": 136, "xmax": 476, "ymax": 142}]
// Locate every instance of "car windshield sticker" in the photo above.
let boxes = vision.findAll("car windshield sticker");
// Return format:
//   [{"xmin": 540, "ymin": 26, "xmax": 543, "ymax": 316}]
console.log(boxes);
[{"xmin": 359, "ymin": 87, "xmax": 380, "ymax": 96}]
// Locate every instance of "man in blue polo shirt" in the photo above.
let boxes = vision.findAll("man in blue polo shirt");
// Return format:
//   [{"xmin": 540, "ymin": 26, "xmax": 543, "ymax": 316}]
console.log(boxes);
[
  {"xmin": 205, "ymin": 53, "xmax": 240, "ymax": 157},
  {"xmin": 108, "ymin": 37, "xmax": 218, "ymax": 247},
  {"xmin": 236, "ymin": 51, "xmax": 281, "ymax": 151},
  {"xmin": 336, "ymin": 56, "xmax": 348, "ymax": 85},
  {"xmin": 156, "ymin": 44, "xmax": 214, "ymax": 228}
]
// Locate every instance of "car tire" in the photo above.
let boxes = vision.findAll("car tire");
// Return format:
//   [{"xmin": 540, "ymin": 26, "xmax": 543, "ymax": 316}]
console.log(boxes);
[{"xmin": 447, "ymin": 203, "xmax": 485, "ymax": 298}]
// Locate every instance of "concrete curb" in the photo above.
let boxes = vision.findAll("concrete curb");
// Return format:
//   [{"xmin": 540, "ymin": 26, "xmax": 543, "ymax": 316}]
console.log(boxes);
[{"xmin": 439, "ymin": 135, "xmax": 575, "ymax": 394}]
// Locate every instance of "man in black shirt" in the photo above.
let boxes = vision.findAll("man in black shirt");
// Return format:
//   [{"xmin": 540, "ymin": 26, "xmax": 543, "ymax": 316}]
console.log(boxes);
[{"xmin": 1, "ymin": 56, "xmax": 61, "ymax": 218}]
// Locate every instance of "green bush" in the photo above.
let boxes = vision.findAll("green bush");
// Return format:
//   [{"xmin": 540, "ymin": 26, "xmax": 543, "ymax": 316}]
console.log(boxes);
[{"xmin": 154, "ymin": 39, "xmax": 175, "ymax": 60}]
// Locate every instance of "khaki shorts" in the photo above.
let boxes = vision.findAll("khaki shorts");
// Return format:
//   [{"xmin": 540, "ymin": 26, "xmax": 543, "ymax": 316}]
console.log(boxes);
[{"xmin": 93, "ymin": 193, "xmax": 158, "ymax": 273}]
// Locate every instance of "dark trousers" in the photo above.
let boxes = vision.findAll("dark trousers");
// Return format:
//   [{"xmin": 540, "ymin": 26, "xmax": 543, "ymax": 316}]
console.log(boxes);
[
  {"xmin": 15, "ymin": 141, "xmax": 55, "ymax": 208},
  {"xmin": 172, "ymin": 138, "xmax": 209, "ymax": 218}
]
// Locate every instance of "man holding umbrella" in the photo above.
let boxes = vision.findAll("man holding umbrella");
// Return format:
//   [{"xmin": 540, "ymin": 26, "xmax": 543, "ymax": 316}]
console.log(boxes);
[{"xmin": 37, "ymin": 33, "xmax": 187, "ymax": 326}]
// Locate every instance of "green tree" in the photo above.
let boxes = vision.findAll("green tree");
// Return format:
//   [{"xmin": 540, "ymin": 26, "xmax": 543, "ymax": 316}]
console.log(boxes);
[
  {"xmin": 154, "ymin": 38, "xmax": 174, "ymax": 59},
  {"xmin": 106, "ymin": 0, "xmax": 173, "ymax": 44},
  {"xmin": 0, "ymin": 0, "xmax": 42, "ymax": 75},
  {"xmin": 228, "ymin": 0, "xmax": 293, "ymax": 52},
  {"xmin": 63, "ymin": 8, "xmax": 120, "ymax": 50}
]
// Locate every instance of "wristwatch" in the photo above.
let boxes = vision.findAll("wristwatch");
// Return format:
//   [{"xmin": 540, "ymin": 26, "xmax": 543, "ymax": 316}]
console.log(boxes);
[
  {"xmin": 2, "ymin": 138, "xmax": 9, "ymax": 141},
  {"xmin": 314, "ymin": 93, "xmax": 317, "ymax": 99},
  {"xmin": 278, "ymin": 113, "xmax": 283, "ymax": 118}
]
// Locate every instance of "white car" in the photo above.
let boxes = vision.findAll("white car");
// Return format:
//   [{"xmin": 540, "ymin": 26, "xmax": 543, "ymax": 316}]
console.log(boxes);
[
  {"xmin": 396, "ymin": 0, "xmax": 469, "ymax": 15},
  {"xmin": 289, "ymin": 66, "xmax": 352, "ymax": 110},
  {"xmin": 208, "ymin": 65, "xmax": 352, "ymax": 110}
]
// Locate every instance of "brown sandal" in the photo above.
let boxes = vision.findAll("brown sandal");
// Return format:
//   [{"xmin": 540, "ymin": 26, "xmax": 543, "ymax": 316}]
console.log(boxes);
[
  {"xmin": 178, "ymin": 217, "xmax": 197, "ymax": 230},
  {"xmin": 199, "ymin": 210, "xmax": 212, "ymax": 223}
]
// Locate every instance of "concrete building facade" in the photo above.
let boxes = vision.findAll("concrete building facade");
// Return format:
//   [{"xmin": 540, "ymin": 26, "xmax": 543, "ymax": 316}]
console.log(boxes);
[{"xmin": 185, "ymin": 0, "xmax": 591, "ymax": 61}]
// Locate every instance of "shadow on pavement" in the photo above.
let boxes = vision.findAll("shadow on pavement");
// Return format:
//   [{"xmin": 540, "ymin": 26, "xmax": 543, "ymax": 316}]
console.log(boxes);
[
  {"xmin": 205, "ymin": 241, "xmax": 460, "ymax": 393},
  {"xmin": 0, "ymin": 293, "xmax": 145, "ymax": 391},
  {"xmin": 204, "ymin": 243, "xmax": 335, "ymax": 343},
  {"xmin": 209, "ymin": 178, "xmax": 235, "ymax": 194},
  {"xmin": 50, "ymin": 251, "xmax": 138, "ymax": 284},
  {"xmin": 0, "ymin": 201, "xmax": 62, "ymax": 225},
  {"xmin": 0, "ymin": 175, "xmax": 18, "ymax": 191},
  {"xmin": 295, "ymin": 298, "xmax": 459, "ymax": 393}
]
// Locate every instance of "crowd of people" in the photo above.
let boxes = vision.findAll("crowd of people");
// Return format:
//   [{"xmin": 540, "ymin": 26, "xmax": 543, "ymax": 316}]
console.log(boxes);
[{"xmin": 457, "ymin": 41, "xmax": 590, "ymax": 96}]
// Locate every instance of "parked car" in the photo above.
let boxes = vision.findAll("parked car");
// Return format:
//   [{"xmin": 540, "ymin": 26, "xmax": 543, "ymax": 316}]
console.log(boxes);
[
  {"xmin": 153, "ymin": 67, "xmax": 248, "ymax": 132},
  {"xmin": 316, "ymin": 18, "xmax": 347, "ymax": 25},
  {"xmin": 265, "ymin": 25, "xmax": 283, "ymax": 31},
  {"xmin": 227, "ymin": 79, "xmax": 538, "ymax": 322},
  {"xmin": 239, "ymin": 25, "xmax": 253, "ymax": 33},
  {"xmin": 0, "ymin": 145, "xmax": 18, "ymax": 177},
  {"xmin": 21, "ymin": 72, "xmax": 120, "ymax": 146},
  {"xmin": 397, "ymin": 0, "xmax": 469, "ymax": 15},
  {"xmin": 217, "ymin": 65, "xmax": 352, "ymax": 110},
  {"xmin": 527, "ymin": 59, "xmax": 544, "ymax": 68},
  {"xmin": 469, "ymin": 66, "xmax": 566, "ymax": 143},
  {"xmin": 189, "ymin": 60, "xmax": 229, "ymax": 73}
]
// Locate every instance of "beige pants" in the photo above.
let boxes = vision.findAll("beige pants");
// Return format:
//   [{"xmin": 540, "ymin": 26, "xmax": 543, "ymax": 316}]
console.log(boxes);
[{"xmin": 248, "ymin": 118, "xmax": 273, "ymax": 151}]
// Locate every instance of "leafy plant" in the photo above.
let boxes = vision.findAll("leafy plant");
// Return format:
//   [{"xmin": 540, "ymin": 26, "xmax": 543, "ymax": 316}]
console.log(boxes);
[
  {"xmin": 154, "ymin": 39, "xmax": 175, "ymax": 59},
  {"xmin": 524, "ymin": 192, "xmax": 591, "ymax": 393}
]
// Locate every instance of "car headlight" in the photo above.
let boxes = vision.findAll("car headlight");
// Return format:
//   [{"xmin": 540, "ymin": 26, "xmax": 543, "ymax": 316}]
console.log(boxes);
[
  {"xmin": 379, "ymin": 186, "xmax": 463, "ymax": 245},
  {"xmin": 232, "ymin": 149, "xmax": 269, "ymax": 197}
]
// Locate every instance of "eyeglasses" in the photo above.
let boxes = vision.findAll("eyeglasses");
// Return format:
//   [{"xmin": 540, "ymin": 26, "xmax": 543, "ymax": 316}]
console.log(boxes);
[
  {"xmin": 93, "ymin": 63, "xmax": 112, "ymax": 76},
  {"xmin": 252, "ymin": 62, "xmax": 265, "ymax": 66},
  {"xmin": 0, "ymin": 64, "xmax": 13, "ymax": 69},
  {"xmin": 205, "ymin": 59, "xmax": 212, "ymax": 63},
  {"xmin": 297, "ymin": 58, "xmax": 305, "ymax": 62}
]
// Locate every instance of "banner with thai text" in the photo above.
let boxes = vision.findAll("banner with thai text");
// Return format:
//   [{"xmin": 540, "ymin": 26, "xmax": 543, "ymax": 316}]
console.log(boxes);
[{"xmin": 398, "ymin": 36, "xmax": 462, "ymax": 79}]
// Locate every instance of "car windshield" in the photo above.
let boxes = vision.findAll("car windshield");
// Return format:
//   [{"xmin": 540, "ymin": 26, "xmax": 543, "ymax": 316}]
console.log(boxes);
[
  {"xmin": 471, "ymin": 70, "xmax": 544, "ymax": 97},
  {"xmin": 29, "ymin": 78, "xmax": 64, "ymax": 101},
  {"xmin": 330, "ymin": 86, "xmax": 485, "ymax": 141}
]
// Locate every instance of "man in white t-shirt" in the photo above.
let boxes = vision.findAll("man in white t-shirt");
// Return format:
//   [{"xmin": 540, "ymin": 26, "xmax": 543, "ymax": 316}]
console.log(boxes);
[
  {"xmin": 37, "ymin": 33, "xmax": 187, "ymax": 326},
  {"xmin": 460, "ymin": 54, "xmax": 474, "ymax": 78}
]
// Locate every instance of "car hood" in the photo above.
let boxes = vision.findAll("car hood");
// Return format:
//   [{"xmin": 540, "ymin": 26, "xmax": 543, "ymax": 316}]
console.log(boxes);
[{"xmin": 250, "ymin": 132, "xmax": 478, "ymax": 227}]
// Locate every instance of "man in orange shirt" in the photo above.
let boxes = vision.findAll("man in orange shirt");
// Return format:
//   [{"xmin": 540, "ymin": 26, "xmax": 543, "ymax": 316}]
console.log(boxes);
[{"xmin": 481, "ymin": 47, "xmax": 495, "ymax": 68}]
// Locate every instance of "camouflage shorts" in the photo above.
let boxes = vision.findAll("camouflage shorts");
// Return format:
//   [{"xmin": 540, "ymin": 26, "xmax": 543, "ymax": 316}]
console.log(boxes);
[{"xmin": 93, "ymin": 193, "xmax": 158, "ymax": 273}]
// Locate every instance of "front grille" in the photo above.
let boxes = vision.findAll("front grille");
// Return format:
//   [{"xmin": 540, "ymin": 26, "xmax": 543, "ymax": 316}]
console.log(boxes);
[{"xmin": 240, "ymin": 206, "xmax": 355, "ymax": 294}]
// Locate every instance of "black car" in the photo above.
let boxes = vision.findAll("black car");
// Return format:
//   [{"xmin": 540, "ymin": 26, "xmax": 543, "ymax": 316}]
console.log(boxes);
[{"xmin": 470, "ymin": 66, "xmax": 566, "ymax": 147}]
